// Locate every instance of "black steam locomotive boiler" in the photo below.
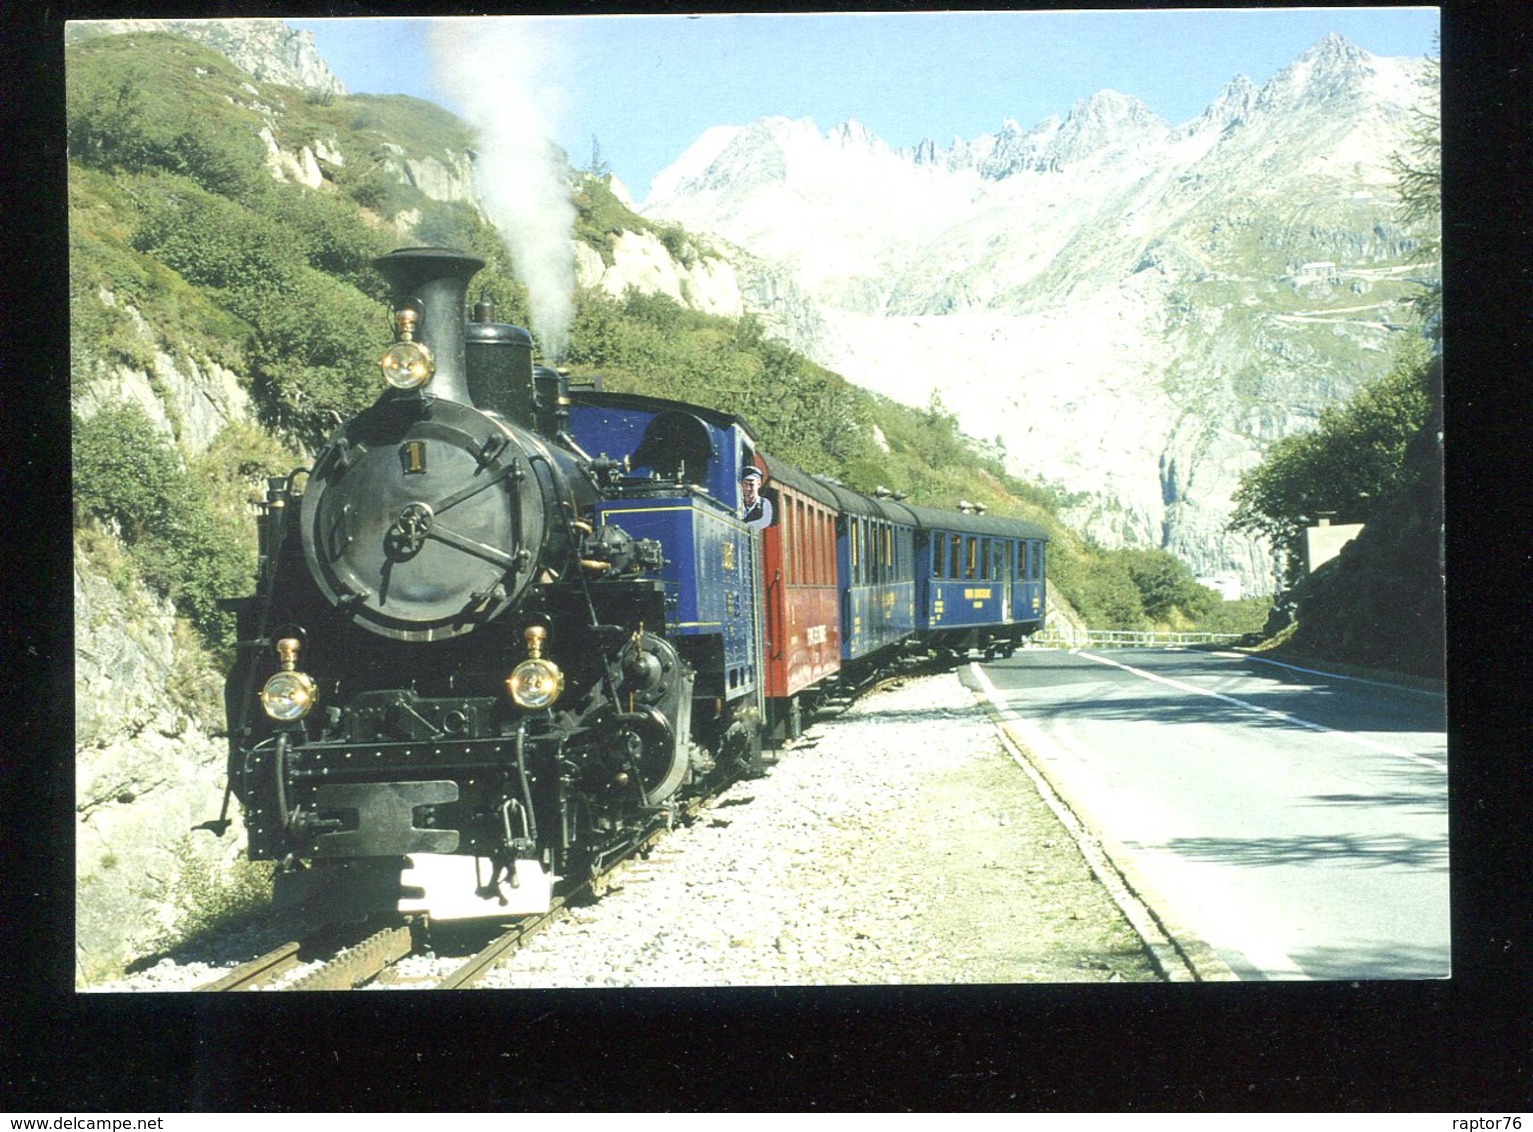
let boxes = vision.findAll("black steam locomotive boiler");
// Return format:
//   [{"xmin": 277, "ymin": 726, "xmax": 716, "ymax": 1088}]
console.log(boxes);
[{"xmin": 223, "ymin": 248, "xmax": 707, "ymax": 920}]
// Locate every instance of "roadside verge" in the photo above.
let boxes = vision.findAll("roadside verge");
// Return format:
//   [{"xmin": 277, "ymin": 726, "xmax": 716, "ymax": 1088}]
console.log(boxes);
[{"xmin": 966, "ymin": 661, "xmax": 1238, "ymax": 983}]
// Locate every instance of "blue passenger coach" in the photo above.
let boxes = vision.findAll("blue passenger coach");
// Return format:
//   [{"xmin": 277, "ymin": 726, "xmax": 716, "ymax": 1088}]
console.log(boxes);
[
  {"xmin": 816, "ymin": 482, "xmax": 919, "ymax": 669},
  {"xmin": 908, "ymin": 504, "xmax": 1048, "ymax": 659}
]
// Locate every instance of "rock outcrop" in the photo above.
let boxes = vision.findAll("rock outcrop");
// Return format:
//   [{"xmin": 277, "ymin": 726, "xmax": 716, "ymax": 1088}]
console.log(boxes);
[{"xmin": 65, "ymin": 18, "xmax": 345, "ymax": 96}]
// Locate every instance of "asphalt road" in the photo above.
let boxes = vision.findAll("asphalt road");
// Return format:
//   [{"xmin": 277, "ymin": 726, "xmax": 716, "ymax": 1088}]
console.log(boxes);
[{"xmin": 963, "ymin": 647, "xmax": 1449, "ymax": 980}]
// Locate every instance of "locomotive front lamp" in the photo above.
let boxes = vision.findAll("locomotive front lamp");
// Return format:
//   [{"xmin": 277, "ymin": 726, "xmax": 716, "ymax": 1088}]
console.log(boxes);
[
  {"xmin": 507, "ymin": 625, "xmax": 564, "ymax": 710},
  {"xmin": 261, "ymin": 636, "xmax": 317, "ymax": 721},
  {"xmin": 380, "ymin": 308, "xmax": 436, "ymax": 390}
]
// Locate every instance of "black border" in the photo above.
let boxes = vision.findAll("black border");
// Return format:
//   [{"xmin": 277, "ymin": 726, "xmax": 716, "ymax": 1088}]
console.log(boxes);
[{"xmin": 7, "ymin": 0, "xmax": 1529, "ymax": 1112}]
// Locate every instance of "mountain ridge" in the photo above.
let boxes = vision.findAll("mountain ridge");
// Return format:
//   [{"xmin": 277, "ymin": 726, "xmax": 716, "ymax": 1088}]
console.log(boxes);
[{"xmin": 639, "ymin": 33, "xmax": 1437, "ymax": 592}]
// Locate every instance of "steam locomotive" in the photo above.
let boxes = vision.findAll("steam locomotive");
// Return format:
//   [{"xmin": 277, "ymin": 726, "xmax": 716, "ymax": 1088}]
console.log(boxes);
[{"xmin": 222, "ymin": 247, "xmax": 1047, "ymax": 922}]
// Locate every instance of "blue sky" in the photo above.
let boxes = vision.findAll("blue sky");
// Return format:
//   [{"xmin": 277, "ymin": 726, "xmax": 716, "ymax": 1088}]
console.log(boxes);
[{"xmin": 290, "ymin": 9, "xmax": 1439, "ymax": 199}]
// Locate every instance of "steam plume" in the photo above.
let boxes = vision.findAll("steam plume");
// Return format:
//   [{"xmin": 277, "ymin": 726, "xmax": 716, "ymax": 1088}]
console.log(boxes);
[{"xmin": 428, "ymin": 18, "xmax": 577, "ymax": 359}]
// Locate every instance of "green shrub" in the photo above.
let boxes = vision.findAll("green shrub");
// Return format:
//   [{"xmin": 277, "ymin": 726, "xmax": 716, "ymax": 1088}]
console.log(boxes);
[
  {"xmin": 130, "ymin": 177, "xmax": 389, "ymax": 443},
  {"xmin": 67, "ymin": 47, "xmax": 266, "ymax": 201},
  {"xmin": 1230, "ymin": 341, "xmax": 1432, "ymax": 586},
  {"xmin": 142, "ymin": 833, "xmax": 274, "ymax": 956},
  {"xmin": 73, "ymin": 404, "xmax": 252, "ymax": 646},
  {"xmin": 264, "ymin": 185, "xmax": 391, "ymax": 296},
  {"xmin": 1117, "ymin": 547, "xmax": 1220, "ymax": 624},
  {"xmin": 1193, "ymin": 597, "xmax": 1273, "ymax": 636}
]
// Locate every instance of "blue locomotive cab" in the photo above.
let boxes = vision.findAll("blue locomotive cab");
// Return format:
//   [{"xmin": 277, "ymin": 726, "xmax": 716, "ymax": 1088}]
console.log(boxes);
[{"xmin": 567, "ymin": 391, "xmax": 765, "ymax": 705}]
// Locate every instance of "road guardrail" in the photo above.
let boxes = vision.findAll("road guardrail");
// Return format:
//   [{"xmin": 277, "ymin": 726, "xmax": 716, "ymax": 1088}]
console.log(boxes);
[{"xmin": 1030, "ymin": 629, "xmax": 1245, "ymax": 649}]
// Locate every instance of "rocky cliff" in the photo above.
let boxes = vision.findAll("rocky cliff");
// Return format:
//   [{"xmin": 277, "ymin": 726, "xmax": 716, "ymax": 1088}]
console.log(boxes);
[{"xmin": 65, "ymin": 18, "xmax": 345, "ymax": 97}]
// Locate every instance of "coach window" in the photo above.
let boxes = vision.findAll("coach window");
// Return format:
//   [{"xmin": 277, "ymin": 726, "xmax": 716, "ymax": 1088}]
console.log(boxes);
[
  {"xmin": 808, "ymin": 506, "xmax": 818, "ymax": 584},
  {"xmin": 829, "ymin": 512, "xmax": 838, "ymax": 584},
  {"xmin": 964, "ymin": 536, "xmax": 976, "ymax": 580},
  {"xmin": 797, "ymin": 501, "xmax": 807, "ymax": 584},
  {"xmin": 803, "ymin": 502, "xmax": 812, "ymax": 583},
  {"xmin": 815, "ymin": 507, "xmax": 824, "ymax": 584},
  {"xmin": 808, "ymin": 504, "xmax": 816, "ymax": 583},
  {"xmin": 821, "ymin": 509, "xmax": 831, "ymax": 584}
]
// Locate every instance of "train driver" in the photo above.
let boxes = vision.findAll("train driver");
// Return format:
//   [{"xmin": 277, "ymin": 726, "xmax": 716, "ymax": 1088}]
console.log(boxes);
[{"xmin": 741, "ymin": 467, "xmax": 773, "ymax": 529}]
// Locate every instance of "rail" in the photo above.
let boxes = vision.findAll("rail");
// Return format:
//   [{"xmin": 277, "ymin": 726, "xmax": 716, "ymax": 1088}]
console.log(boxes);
[{"xmin": 1029, "ymin": 629, "xmax": 1244, "ymax": 650}]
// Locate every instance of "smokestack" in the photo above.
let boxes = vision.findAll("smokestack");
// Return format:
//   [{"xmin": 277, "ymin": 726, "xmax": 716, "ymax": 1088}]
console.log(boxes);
[{"xmin": 372, "ymin": 247, "xmax": 485, "ymax": 406}]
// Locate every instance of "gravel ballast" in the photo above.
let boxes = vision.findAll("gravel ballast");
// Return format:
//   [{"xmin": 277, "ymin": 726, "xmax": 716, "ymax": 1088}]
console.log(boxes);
[
  {"xmin": 86, "ymin": 670, "xmax": 1162, "ymax": 991},
  {"xmin": 475, "ymin": 670, "xmax": 1160, "ymax": 988}
]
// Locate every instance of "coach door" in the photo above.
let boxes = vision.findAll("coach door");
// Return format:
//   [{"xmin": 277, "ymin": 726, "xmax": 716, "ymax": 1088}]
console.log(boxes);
[{"xmin": 994, "ymin": 540, "xmax": 1011, "ymax": 621}]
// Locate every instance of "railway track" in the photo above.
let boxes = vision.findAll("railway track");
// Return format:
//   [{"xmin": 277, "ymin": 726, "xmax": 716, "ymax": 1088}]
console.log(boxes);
[
  {"xmin": 193, "ymin": 918, "xmax": 420, "ymax": 992},
  {"xmin": 196, "ymin": 791, "xmax": 713, "ymax": 991}
]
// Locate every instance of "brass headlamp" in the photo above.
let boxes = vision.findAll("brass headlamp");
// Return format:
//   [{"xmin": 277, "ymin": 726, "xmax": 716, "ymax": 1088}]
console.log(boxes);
[
  {"xmin": 261, "ymin": 637, "xmax": 317, "ymax": 721},
  {"xmin": 380, "ymin": 307, "xmax": 436, "ymax": 390},
  {"xmin": 507, "ymin": 625, "xmax": 564, "ymax": 710}
]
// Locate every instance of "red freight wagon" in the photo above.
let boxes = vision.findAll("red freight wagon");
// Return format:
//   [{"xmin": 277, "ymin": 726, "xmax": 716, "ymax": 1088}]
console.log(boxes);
[{"xmin": 757, "ymin": 454, "xmax": 842, "ymax": 741}]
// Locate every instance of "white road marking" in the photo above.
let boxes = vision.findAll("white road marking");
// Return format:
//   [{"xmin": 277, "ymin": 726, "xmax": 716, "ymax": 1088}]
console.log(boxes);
[
  {"xmin": 969, "ymin": 663, "xmax": 1306, "ymax": 979},
  {"xmin": 1211, "ymin": 651, "xmax": 1444, "ymax": 697},
  {"xmin": 1078, "ymin": 651, "xmax": 1445, "ymax": 771}
]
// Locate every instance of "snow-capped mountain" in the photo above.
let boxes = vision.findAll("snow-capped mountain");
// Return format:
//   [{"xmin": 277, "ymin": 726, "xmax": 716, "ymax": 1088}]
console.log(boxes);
[{"xmin": 641, "ymin": 34, "xmax": 1437, "ymax": 592}]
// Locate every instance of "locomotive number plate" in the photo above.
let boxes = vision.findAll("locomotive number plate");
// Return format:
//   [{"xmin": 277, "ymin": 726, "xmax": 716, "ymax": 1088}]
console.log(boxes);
[{"xmin": 399, "ymin": 440, "xmax": 428, "ymax": 476}]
